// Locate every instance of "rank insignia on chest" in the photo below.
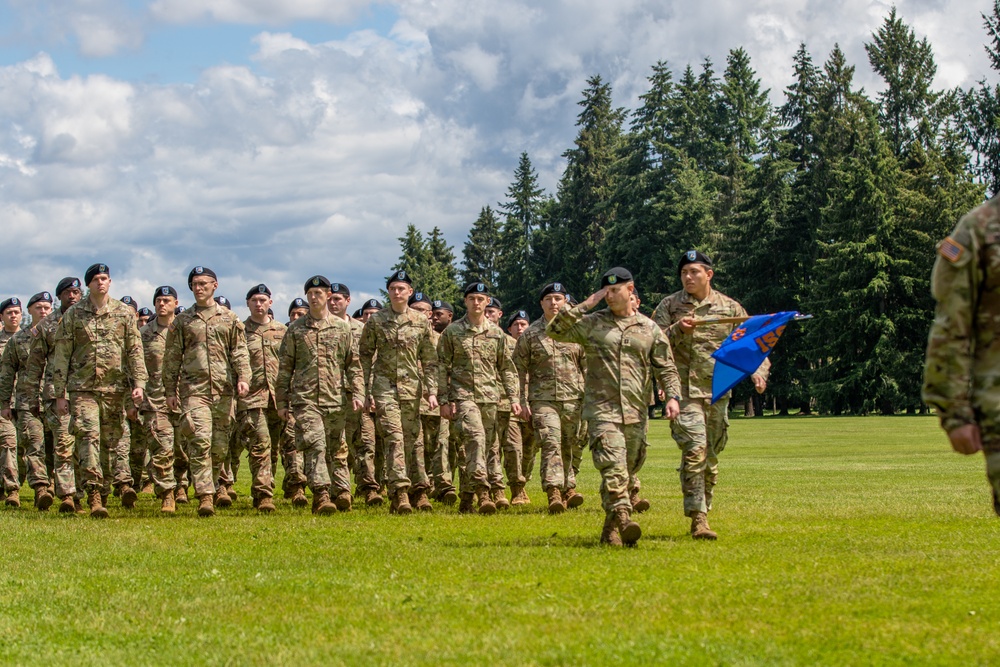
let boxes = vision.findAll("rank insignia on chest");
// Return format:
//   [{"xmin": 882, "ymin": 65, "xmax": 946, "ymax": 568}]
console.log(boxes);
[{"xmin": 939, "ymin": 237, "xmax": 965, "ymax": 263}]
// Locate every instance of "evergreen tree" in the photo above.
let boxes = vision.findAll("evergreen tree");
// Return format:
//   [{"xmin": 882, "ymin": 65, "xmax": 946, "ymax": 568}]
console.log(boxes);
[
  {"xmin": 461, "ymin": 205, "xmax": 502, "ymax": 289},
  {"xmin": 497, "ymin": 153, "xmax": 545, "ymax": 312},
  {"xmin": 390, "ymin": 224, "xmax": 431, "ymax": 283},
  {"xmin": 961, "ymin": 1, "xmax": 1000, "ymax": 195},
  {"xmin": 423, "ymin": 226, "xmax": 462, "ymax": 304}
]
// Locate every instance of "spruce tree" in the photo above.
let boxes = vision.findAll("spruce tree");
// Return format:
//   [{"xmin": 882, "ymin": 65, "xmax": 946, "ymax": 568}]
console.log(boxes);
[
  {"xmin": 461, "ymin": 205, "xmax": 502, "ymax": 289},
  {"xmin": 497, "ymin": 153, "xmax": 545, "ymax": 312}
]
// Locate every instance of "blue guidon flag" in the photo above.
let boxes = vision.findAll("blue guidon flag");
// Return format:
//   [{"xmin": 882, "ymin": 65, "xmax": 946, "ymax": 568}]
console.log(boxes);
[{"xmin": 710, "ymin": 311, "xmax": 803, "ymax": 404}]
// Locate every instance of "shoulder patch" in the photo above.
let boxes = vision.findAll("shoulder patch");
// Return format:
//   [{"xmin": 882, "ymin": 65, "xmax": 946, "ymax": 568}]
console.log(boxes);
[
  {"xmin": 939, "ymin": 237, "xmax": 966, "ymax": 263},
  {"xmin": 30, "ymin": 327, "xmax": 39, "ymax": 337}
]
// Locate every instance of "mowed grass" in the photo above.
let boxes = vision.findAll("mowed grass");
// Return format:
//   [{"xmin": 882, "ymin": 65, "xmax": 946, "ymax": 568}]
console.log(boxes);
[{"xmin": 1, "ymin": 416, "xmax": 998, "ymax": 666}]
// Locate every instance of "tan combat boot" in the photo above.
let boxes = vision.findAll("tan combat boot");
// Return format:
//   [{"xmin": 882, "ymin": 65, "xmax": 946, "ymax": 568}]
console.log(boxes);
[
  {"xmin": 312, "ymin": 489, "xmax": 337, "ymax": 515},
  {"xmin": 690, "ymin": 511, "xmax": 718, "ymax": 540},
  {"xmin": 214, "ymin": 486, "xmax": 232, "ymax": 509},
  {"xmin": 4, "ymin": 489, "xmax": 20, "ymax": 508},
  {"xmin": 88, "ymin": 491, "xmax": 108, "ymax": 519},
  {"xmin": 160, "ymin": 490, "xmax": 176, "ymax": 514},
  {"xmin": 364, "ymin": 488, "xmax": 383, "ymax": 507},
  {"xmin": 257, "ymin": 496, "xmax": 275, "ymax": 513},
  {"xmin": 509, "ymin": 484, "xmax": 528, "ymax": 506},
  {"xmin": 492, "ymin": 488, "xmax": 510, "ymax": 510},
  {"xmin": 440, "ymin": 488, "xmax": 458, "ymax": 505},
  {"xmin": 546, "ymin": 487, "xmax": 565, "ymax": 514},
  {"xmin": 334, "ymin": 490, "xmax": 352, "ymax": 512},
  {"xmin": 476, "ymin": 487, "xmax": 496, "ymax": 515},
  {"xmin": 225, "ymin": 484, "xmax": 237, "ymax": 500},
  {"xmin": 615, "ymin": 507, "xmax": 641, "ymax": 546},
  {"xmin": 197, "ymin": 494, "xmax": 215, "ymax": 517},
  {"xmin": 121, "ymin": 485, "xmax": 138, "ymax": 509},
  {"xmin": 564, "ymin": 488, "xmax": 584, "ymax": 509},
  {"xmin": 34, "ymin": 486, "xmax": 53, "ymax": 511},
  {"xmin": 412, "ymin": 489, "xmax": 433, "ymax": 512},
  {"xmin": 600, "ymin": 512, "xmax": 622, "ymax": 546},
  {"xmin": 394, "ymin": 489, "xmax": 413, "ymax": 515},
  {"xmin": 629, "ymin": 487, "xmax": 650, "ymax": 513},
  {"xmin": 458, "ymin": 491, "xmax": 475, "ymax": 514},
  {"xmin": 58, "ymin": 494, "xmax": 76, "ymax": 514},
  {"xmin": 174, "ymin": 486, "xmax": 189, "ymax": 504}
]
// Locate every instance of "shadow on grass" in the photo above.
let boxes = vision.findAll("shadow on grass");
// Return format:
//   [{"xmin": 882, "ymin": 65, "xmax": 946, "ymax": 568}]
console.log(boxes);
[{"xmin": 443, "ymin": 530, "xmax": 690, "ymax": 549}]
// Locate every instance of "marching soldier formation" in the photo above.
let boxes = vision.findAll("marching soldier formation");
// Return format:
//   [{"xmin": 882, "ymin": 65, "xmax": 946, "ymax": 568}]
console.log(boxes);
[{"xmin": 0, "ymin": 252, "xmax": 770, "ymax": 546}]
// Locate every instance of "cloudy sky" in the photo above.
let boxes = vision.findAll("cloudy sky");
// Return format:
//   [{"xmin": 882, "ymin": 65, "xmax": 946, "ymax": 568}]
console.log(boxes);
[{"xmin": 0, "ymin": 0, "xmax": 994, "ymax": 317}]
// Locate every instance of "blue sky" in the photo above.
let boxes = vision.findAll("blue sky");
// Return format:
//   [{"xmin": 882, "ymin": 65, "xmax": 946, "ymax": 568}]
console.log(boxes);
[{"xmin": 0, "ymin": 0, "xmax": 993, "ymax": 318}]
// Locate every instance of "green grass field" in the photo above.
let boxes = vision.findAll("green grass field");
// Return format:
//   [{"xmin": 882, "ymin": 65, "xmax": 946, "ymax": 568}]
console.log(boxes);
[{"xmin": 1, "ymin": 416, "xmax": 997, "ymax": 666}]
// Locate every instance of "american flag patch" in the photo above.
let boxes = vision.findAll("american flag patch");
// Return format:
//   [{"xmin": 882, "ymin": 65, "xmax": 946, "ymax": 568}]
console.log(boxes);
[{"xmin": 939, "ymin": 237, "xmax": 965, "ymax": 263}]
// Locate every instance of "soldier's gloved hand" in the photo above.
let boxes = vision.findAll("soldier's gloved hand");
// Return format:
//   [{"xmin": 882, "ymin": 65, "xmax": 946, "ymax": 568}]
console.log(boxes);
[
  {"xmin": 55, "ymin": 398, "xmax": 69, "ymax": 416},
  {"xmin": 0, "ymin": 408, "xmax": 11, "ymax": 421},
  {"xmin": 427, "ymin": 395, "xmax": 439, "ymax": 410},
  {"xmin": 664, "ymin": 398, "xmax": 680, "ymax": 420},
  {"xmin": 948, "ymin": 423, "xmax": 983, "ymax": 455},
  {"xmin": 237, "ymin": 381, "xmax": 250, "ymax": 397}
]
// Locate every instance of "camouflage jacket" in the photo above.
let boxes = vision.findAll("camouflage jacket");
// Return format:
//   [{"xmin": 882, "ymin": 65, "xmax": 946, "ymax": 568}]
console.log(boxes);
[
  {"xmin": 24, "ymin": 310, "xmax": 64, "ymax": 403},
  {"xmin": 420, "ymin": 328, "xmax": 441, "ymax": 416},
  {"xmin": 239, "ymin": 317, "xmax": 286, "ymax": 412},
  {"xmin": 0, "ymin": 329, "xmax": 25, "ymax": 409},
  {"xmin": 437, "ymin": 315, "xmax": 518, "ymax": 405},
  {"xmin": 652, "ymin": 289, "xmax": 769, "ymax": 400},
  {"xmin": 513, "ymin": 317, "xmax": 585, "ymax": 405},
  {"xmin": 163, "ymin": 302, "xmax": 251, "ymax": 400},
  {"xmin": 498, "ymin": 334, "xmax": 516, "ymax": 414},
  {"xmin": 51, "ymin": 297, "xmax": 147, "ymax": 396},
  {"xmin": 923, "ymin": 196, "xmax": 1000, "ymax": 432},
  {"xmin": 359, "ymin": 306, "xmax": 438, "ymax": 402},
  {"xmin": 276, "ymin": 312, "xmax": 363, "ymax": 410},
  {"xmin": 139, "ymin": 318, "xmax": 172, "ymax": 413},
  {"xmin": 547, "ymin": 304, "xmax": 680, "ymax": 425}
]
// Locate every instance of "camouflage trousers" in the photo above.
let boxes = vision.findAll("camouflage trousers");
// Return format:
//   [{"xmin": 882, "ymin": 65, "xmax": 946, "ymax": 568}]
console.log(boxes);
[
  {"xmin": 233, "ymin": 407, "xmax": 277, "ymax": 499},
  {"xmin": 18, "ymin": 409, "xmax": 52, "ymax": 490},
  {"xmin": 502, "ymin": 415, "xmax": 533, "ymax": 489},
  {"xmin": 177, "ymin": 395, "xmax": 234, "ymax": 498},
  {"xmin": 490, "ymin": 410, "xmax": 510, "ymax": 491},
  {"xmin": 421, "ymin": 414, "xmax": 452, "ymax": 494},
  {"xmin": 0, "ymin": 413, "xmax": 17, "ymax": 492},
  {"xmin": 127, "ymin": 413, "xmax": 148, "ymax": 489},
  {"xmin": 375, "ymin": 398, "xmax": 428, "ymax": 493},
  {"xmin": 345, "ymin": 407, "xmax": 377, "ymax": 493},
  {"xmin": 139, "ymin": 410, "xmax": 177, "ymax": 498},
  {"xmin": 589, "ymin": 420, "xmax": 647, "ymax": 514},
  {"xmin": 173, "ymin": 419, "xmax": 190, "ymax": 492},
  {"xmin": 670, "ymin": 397, "xmax": 729, "ymax": 516},
  {"xmin": 69, "ymin": 392, "xmax": 131, "ymax": 494},
  {"xmin": 44, "ymin": 401, "xmax": 78, "ymax": 498},
  {"xmin": 530, "ymin": 400, "xmax": 582, "ymax": 493},
  {"xmin": 979, "ymin": 433, "xmax": 1000, "ymax": 504},
  {"xmin": 455, "ymin": 401, "xmax": 503, "ymax": 493},
  {"xmin": 278, "ymin": 413, "xmax": 304, "ymax": 493},
  {"xmin": 293, "ymin": 403, "xmax": 350, "ymax": 494}
]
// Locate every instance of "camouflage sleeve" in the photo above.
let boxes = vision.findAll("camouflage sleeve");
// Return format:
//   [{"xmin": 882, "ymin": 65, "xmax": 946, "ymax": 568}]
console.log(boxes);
[
  {"xmin": 125, "ymin": 316, "xmax": 148, "ymax": 389},
  {"xmin": 162, "ymin": 322, "xmax": 183, "ymax": 402},
  {"xmin": 343, "ymin": 329, "xmax": 365, "ymax": 399},
  {"xmin": 23, "ymin": 330, "xmax": 46, "ymax": 405},
  {"xmin": 437, "ymin": 329, "xmax": 454, "ymax": 404},
  {"xmin": 49, "ymin": 312, "xmax": 74, "ymax": 399},
  {"xmin": 651, "ymin": 325, "xmax": 681, "ymax": 399},
  {"xmin": 498, "ymin": 330, "xmax": 518, "ymax": 403},
  {"xmin": 358, "ymin": 319, "xmax": 376, "ymax": 401},
  {"xmin": 275, "ymin": 327, "xmax": 295, "ymax": 411},
  {"xmin": 546, "ymin": 304, "xmax": 590, "ymax": 345},
  {"xmin": 418, "ymin": 320, "xmax": 438, "ymax": 398},
  {"xmin": 0, "ymin": 342, "xmax": 15, "ymax": 407},
  {"xmin": 230, "ymin": 319, "xmax": 251, "ymax": 384},
  {"xmin": 923, "ymin": 217, "xmax": 980, "ymax": 432},
  {"xmin": 512, "ymin": 333, "xmax": 530, "ymax": 405}
]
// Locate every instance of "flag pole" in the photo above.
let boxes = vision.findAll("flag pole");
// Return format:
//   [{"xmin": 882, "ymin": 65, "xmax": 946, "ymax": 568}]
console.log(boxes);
[{"xmin": 693, "ymin": 313, "xmax": 813, "ymax": 327}]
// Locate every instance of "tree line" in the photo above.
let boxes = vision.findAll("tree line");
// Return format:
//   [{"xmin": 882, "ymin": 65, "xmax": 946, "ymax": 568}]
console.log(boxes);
[{"xmin": 389, "ymin": 5, "xmax": 1000, "ymax": 416}]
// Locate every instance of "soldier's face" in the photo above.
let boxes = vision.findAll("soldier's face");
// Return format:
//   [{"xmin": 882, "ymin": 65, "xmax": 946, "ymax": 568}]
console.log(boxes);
[
  {"xmin": 681, "ymin": 264, "xmax": 713, "ymax": 296},
  {"xmin": 306, "ymin": 288, "xmax": 330, "ymax": 314},
  {"xmin": 289, "ymin": 308, "xmax": 308, "ymax": 322},
  {"xmin": 59, "ymin": 287, "xmax": 82, "ymax": 308},
  {"xmin": 328, "ymin": 293, "xmax": 350, "ymax": 318},
  {"xmin": 541, "ymin": 293, "xmax": 566, "ymax": 320},
  {"xmin": 28, "ymin": 302, "xmax": 51, "ymax": 322},
  {"xmin": 137, "ymin": 315, "xmax": 150, "ymax": 327},
  {"xmin": 410, "ymin": 301, "xmax": 432, "ymax": 319},
  {"xmin": 485, "ymin": 307, "xmax": 502, "ymax": 324},
  {"xmin": 154, "ymin": 295, "xmax": 177, "ymax": 318},
  {"xmin": 1, "ymin": 307, "xmax": 21, "ymax": 331},
  {"xmin": 432, "ymin": 309, "xmax": 452, "ymax": 331},
  {"xmin": 190, "ymin": 278, "xmax": 217, "ymax": 302},
  {"xmin": 508, "ymin": 320, "xmax": 528, "ymax": 339},
  {"xmin": 604, "ymin": 282, "xmax": 633, "ymax": 312},
  {"xmin": 89, "ymin": 274, "xmax": 111, "ymax": 296},
  {"xmin": 387, "ymin": 282, "xmax": 413, "ymax": 308},
  {"xmin": 248, "ymin": 294, "xmax": 271, "ymax": 319},
  {"xmin": 361, "ymin": 308, "xmax": 379, "ymax": 323},
  {"xmin": 465, "ymin": 294, "xmax": 489, "ymax": 317}
]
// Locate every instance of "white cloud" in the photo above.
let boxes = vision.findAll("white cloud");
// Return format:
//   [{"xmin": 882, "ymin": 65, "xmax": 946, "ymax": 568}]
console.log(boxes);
[{"xmin": 148, "ymin": 0, "xmax": 376, "ymax": 24}]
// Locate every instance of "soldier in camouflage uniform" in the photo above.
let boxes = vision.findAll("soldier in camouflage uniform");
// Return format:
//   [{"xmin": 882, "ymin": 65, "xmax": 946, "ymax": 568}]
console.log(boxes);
[
  {"xmin": 232, "ymin": 284, "xmax": 282, "ymax": 513},
  {"xmin": 51, "ymin": 264, "xmax": 148, "ymax": 518},
  {"xmin": 652, "ymin": 251, "xmax": 768, "ymax": 540},
  {"xmin": 119, "ymin": 295, "xmax": 149, "ymax": 493},
  {"xmin": 503, "ymin": 309, "xmax": 533, "ymax": 506},
  {"xmin": 163, "ymin": 266, "xmax": 251, "ymax": 518},
  {"xmin": 514, "ymin": 283, "xmax": 587, "ymax": 514},
  {"xmin": 923, "ymin": 196, "xmax": 1000, "ymax": 516},
  {"xmin": 0, "ymin": 297, "xmax": 24, "ymax": 506},
  {"xmin": 277, "ymin": 275, "xmax": 364, "ymax": 515},
  {"xmin": 429, "ymin": 300, "xmax": 462, "ymax": 501},
  {"xmin": 278, "ymin": 298, "xmax": 309, "ymax": 503},
  {"xmin": 24, "ymin": 277, "xmax": 84, "ymax": 512},
  {"xmin": 548, "ymin": 267, "xmax": 681, "ymax": 546},
  {"xmin": 0, "ymin": 292, "xmax": 54, "ymax": 510},
  {"xmin": 328, "ymin": 282, "xmax": 381, "ymax": 507},
  {"xmin": 360, "ymin": 271, "xmax": 439, "ymax": 514},
  {"xmin": 438, "ymin": 282, "xmax": 521, "ymax": 514},
  {"xmin": 483, "ymin": 297, "xmax": 511, "ymax": 508}
]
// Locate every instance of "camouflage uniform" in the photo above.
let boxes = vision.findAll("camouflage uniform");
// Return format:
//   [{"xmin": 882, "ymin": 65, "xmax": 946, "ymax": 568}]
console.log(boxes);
[
  {"xmin": 438, "ymin": 316, "xmax": 518, "ymax": 494},
  {"xmin": 547, "ymin": 304, "xmax": 680, "ymax": 515},
  {"xmin": 360, "ymin": 306, "xmax": 437, "ymax": 497},
  {"xmin": 162, "ymin": 302, "xmax": 251, "ymax": 499},
  {"xmin": 24, "ymin": 310, "xmax": 78, "ymax": 498},
  {"xmin": 513, "ymin": 317, "xmax": 585, "ymax": 494},
  {"xmin": 0, "ymin": 330, "xmax": 20, "ymax": 493},
  {"xmin": 0, "ymin": 328, "xmax": 52, "ymax": 492},
  {"xmin": 342, "ymin": 317, "xmax": 378, "ymax": 495},
  {"xmin": 420, "ymin": 327, "xmax": 453, "ymax": 496},
  {"xmin": 234, "ymin": 317, "xmax": 285, "ymax": 501},
  {"xmin": 496, "ymin": 334, "xmax": 521, "ymax": 492},
  {"xmin": 652, "ymin": 289, "xmax": 769, "ymax": 516},
  {"xmin": 50, "ymin": 298, "xmax": 148, "ymax": 495},
  {"xmin": 276, "ymin": 313, "xmax": 364, "ymax": 496},
  {"xmin": 138, "ymin": 318, "xmax": 182, "ymax": 498},
  {"xmin": 923, "ymin": 196, "xmax": 1000, "ymax": 505}
]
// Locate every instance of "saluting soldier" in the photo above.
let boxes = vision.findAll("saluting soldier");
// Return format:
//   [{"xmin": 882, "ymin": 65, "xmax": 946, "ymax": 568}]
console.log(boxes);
[{"xmin": 548, "ymin": 267, "xmax": 680, "ymax": 546}]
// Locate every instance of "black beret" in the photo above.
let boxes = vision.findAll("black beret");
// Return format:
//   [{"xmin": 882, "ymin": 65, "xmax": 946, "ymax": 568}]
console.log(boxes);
[
  {"xmin": 28, "ymin": 292, "xmax": 53, "ymax": 307},
  {"xmin": 188, "ymin": 266, "xmax": 217, "ymax": 287},
  {"xmin": 153, "ymin": 286, "xmax": 178, "ymax": 301},
  {"xmin": 539, "ymin": 282, "xmax": 569, "ymax": 301},
  {"xmin": 487, "ymin": 297, "xmax": 502, "ymax": 310},
  {"xmin": 386, "ymin": 270, "xmax": 412, "ymax": 288},
  {"xmin": 464, "ymin": 282, "xmax": 489, "ymax": 297},
  {"xmin": 56, "ymin": 277, "xmax": 81, "ymax": 296},
  {"xmin": 304, "ymin": 275, "xmax": 331, "ymax": 292},
  {"xmin": 174, "ymin": 306, "xmax": 186, "ymax": 315},
  {"xmin": 408, "ymin": 291, "xmax": 431, "ymax": 306},
  {"xmin": 362, "ymin": 298, "xmax": 383, "ymax": 311},
  {"xmin": 678, "ymin": 250, "xmax": 712, "ymax": 273},
  {"xmin": 137, "ymin": 307, "xmax": 152, "ymax": 318},
  {"xmin": 601, "ymin": 267, "xmax": 633, "ymax": 287},
  {"xmin": 352, "ymin": 308, "xmax": 363, "ymax": 318},
  {"xmin": 120, "ymin": 296, "xmax": 138, "ymax": 311},
  {"xmin": 330, "ymin": 282, "xmax": 350, "ymax": 297},
  {"xmin": 213, "ymin": 295, "xmax": 231, "ymax": 310},
  {"xmin": 85, "ymin": 263, "xmax": 110, "ymax": 285},
  {"xmin": 267, "ymin": 308, "xmax": 274, "ymax": 317},
  {"xmin": 0, "ymin": 297, "xmax": 21, "ymax": 313},
  {"xmin": 246, "ymin": 284, "xmax": 271, "ymax": 300},
  {"xmin": 506, "ymin": 310, "xmax": 529, "ymax": 328},
  {"xmin": 288, "ymin": 298, "xmax": 308, "ymax": 315},
  {"xmin": 431, "ymin": 300, "xmax": 453, "ymax": 313}
]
